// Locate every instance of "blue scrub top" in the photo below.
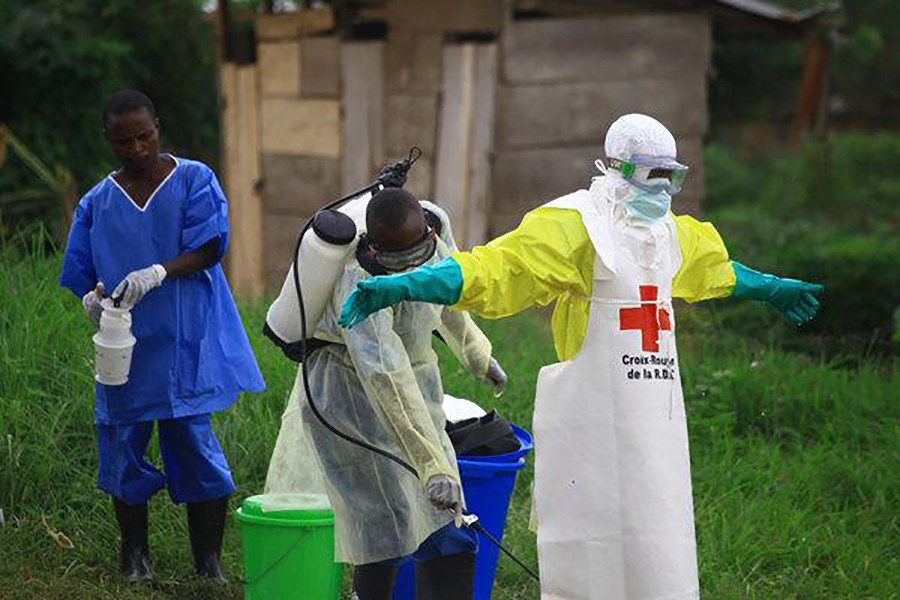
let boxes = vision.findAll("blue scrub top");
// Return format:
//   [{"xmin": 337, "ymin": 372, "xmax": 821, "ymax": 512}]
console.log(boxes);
[{"xmin": 60, "ymin": 156, "xmax": 265, "ymax": 425}]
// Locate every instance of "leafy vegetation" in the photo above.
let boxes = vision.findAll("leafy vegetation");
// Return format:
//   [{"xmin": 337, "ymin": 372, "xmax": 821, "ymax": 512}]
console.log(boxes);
[
  {"xmin": 704, "ymin": 134, "xmax": 900, "ymax": 356},
  {"xmin": 0, "ymin": 0, "xmax": 220, "ymax": 234},
  {"xmin": 0, "ymin": 235, "xmax": 896, "ymax": 598}
]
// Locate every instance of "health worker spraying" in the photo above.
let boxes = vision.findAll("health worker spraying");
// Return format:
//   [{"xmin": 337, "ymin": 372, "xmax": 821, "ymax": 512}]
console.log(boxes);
[
  {"xmin": 340, "ymin": 114, "xmax": 825, "ymax": 600},
  {"xmin": 262, "ymin": 159, "xmax": 509, "ymax": 599}
]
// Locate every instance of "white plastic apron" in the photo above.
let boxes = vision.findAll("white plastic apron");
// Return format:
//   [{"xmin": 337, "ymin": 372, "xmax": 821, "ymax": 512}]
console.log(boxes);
[{"xmin": 532, "ymin": 191, "xmax": 699, "ymax": 599}]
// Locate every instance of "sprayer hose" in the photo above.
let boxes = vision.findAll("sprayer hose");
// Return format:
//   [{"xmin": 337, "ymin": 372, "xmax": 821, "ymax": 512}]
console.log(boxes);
[{"xmin": 290, "ymin": 162, "xmax": 540, "ymax": 585}]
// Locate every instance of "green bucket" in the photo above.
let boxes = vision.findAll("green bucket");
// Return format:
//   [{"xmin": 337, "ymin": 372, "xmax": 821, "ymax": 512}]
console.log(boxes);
[{"xmin": 235, "ymin": 493, "xmax": 343, "ymax": 600}]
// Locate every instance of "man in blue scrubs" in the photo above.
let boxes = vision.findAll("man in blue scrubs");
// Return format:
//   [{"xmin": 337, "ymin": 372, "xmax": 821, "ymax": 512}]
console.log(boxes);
[{"xmin": 60, "ymin": 90, "xmax": 265, "ymax": 583}]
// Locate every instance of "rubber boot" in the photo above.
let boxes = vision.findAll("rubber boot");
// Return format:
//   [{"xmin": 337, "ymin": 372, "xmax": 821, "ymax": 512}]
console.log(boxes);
[
  {"xmin": 112, "ymin": 498, "xmax": 153, "ymax": 583},
  {"xmin": 415, "ymin": 552, "xmax": 477, "ymax": 600},
  {"xmin": 353, "ymin": 562, "xmax": 398, "ymax": 600},
  {"xmin": 186, "ymin": 496, "xmax": 229, "ymax": 582}
]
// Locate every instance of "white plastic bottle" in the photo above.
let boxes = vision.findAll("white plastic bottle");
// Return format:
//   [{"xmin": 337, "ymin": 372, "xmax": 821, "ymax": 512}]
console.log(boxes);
[
  {"xmin": 93, "ymin": 300, "xmax": 136, "ymax": 385},
  {"xmin": 265, "ymin": 193, "xmax": 370, "ymax": 346}
]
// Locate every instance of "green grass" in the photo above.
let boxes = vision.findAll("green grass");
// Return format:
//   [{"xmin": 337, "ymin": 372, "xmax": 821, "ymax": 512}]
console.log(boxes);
[
  {"xmin": 704, "ymin": 136, "xmax": 900, "ymax": 356},
  {"xmin": 1, "ymin": 242, "xmax": 898, "ymax": 599}
]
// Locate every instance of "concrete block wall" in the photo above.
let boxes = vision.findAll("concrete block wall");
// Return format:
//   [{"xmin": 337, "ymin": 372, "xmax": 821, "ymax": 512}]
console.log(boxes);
[
  {"xmin": 491, "ymin": 12, "xmax": 712, "ymax": 234},
  {"xmin": 382, "ymin": 0, "xmax": 504, "ymax": 202},
  {"xmin": 255, "ymin": 11, "xmax": 343, "ymax": 288},
  {"xmin": 223, "ymin": 4, "xmax": 714, "ymax": 295}
]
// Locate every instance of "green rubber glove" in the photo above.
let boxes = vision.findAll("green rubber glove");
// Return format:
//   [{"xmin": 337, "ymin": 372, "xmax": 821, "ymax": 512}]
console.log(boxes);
[
  {"xmin": 731, "ymin": 262, "xmax": 825, "ymax": 326},
  {"xmin": 340, "ymin": 257, "xmax": 464, "ymax": 328}
]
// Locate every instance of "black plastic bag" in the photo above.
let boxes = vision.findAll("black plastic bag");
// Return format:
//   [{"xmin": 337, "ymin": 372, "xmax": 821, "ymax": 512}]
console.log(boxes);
[{"xmin": 446, "ymin": 410, "xmax": 520, "ymax": 457}]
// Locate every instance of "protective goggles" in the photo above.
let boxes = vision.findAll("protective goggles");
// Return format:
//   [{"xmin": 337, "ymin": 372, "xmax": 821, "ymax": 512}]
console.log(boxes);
[
  {"xmin": 372, "ymin": 227, "xmax": 438, "ymax": 272},
  {"xmin": 609, "ymin": 154, "xmax": 689, "ymax": 195}
]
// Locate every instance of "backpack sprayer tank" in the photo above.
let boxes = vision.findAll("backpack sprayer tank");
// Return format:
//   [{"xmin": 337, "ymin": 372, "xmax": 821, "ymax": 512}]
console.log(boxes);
[
  {"xmin": 263, "ymin": 148, "xmax": 453, "ymax": 362},
  {"xmin": 264, "ymin": 192, "xmax": 371, "ymax": 357}
]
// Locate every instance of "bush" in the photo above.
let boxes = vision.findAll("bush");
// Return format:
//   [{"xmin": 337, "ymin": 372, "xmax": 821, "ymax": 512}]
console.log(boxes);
[
  {"xmin": 2, "ymin": 232, "xmax": 898, "ymax": 598},
  {"xmin": 704, "ymin": 135, "xmax": 900, "ymax": 355},
  {"xmin": 0, "ymin": 0, "xmax": 220, "ymax": 235}
]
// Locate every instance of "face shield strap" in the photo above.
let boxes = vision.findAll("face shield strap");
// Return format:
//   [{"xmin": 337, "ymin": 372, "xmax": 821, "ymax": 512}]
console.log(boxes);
[
  {"xmin": 356, "ymin": 234, "xmax": 388, "ymax": 276},
  {"xmin": 608, "ymin": 157, "xmax": 636, "ymax": 179}
]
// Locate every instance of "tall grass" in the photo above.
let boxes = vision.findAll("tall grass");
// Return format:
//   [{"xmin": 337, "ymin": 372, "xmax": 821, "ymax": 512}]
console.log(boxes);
[
  {"xmin": 1, "ymin": 238, "xmax": 897, "ymax": 598},
  {"xmin": 704, "ymin": 135, "xmax": 900, "ymax": 355},
  {"xmin": 677, "ymin": 317, "xmax": 900, "ymax": 598}
]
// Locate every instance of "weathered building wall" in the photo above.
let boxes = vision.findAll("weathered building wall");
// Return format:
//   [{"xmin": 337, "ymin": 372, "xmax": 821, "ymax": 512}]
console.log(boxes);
[
  {"xmin": 382, "ymin": 0, "xmax": 504, "ymax": 205},
  {"xmin": 491, "ymin": 12, "xmax": 711, "ymax": 235},
  {"xmin": 255, "ymin": 10, "xmax": 342, "ymax": 288},
  {"xmin": 222, "ymin": 4, "xmax": 713, "ymax": 295}
]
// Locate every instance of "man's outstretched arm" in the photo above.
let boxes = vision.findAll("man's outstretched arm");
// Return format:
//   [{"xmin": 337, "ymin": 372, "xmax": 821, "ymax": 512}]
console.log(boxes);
[{"xmin": 340, "ymin": 208, "xmax": 593, "ymax": 328}]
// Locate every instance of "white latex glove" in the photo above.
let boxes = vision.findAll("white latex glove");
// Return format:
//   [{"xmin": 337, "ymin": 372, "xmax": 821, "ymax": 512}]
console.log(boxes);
[
  {"xmin": 82, "ymin": 284, "xmax": 104, "ymax": 328},
  {"xmin": 426, "ymin": 474, "xmax": 462, "ymax": 520},
  {"xmin": 111, "ymin": 264, "xmax": 166, "ymax": 308},
  {"xmin": 485, "ymin": 358, "xmax": 508, "ymax": 395}
]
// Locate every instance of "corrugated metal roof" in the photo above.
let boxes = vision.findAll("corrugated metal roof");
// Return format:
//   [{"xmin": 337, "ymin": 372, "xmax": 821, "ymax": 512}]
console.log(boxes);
[{"xmin": 711, "ymin": 0, "xmax": 837, "ymax": 24}]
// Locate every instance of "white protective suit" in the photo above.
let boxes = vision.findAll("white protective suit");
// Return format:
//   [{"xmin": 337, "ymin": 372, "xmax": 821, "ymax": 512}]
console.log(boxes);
[
  {"xmin": 269, "ymin": 234, "xmax": 494, "ymax": 565},
  {"xmin": 532, "ymin": 115, "xmax": 701, "ymax": 599}
]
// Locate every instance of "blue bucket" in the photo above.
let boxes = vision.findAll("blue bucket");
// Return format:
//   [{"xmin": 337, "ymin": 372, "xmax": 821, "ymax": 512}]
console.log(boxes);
[{"xmin": 391, "ymin": 424, "xmax": 533, "ymax": 600}]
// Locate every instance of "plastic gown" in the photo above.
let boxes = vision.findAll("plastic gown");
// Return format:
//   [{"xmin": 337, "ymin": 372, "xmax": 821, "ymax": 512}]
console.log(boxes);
[
  {"xmin": 269, "ymin": 238, "xmax": 493, "ymax": 565},
  {"xmin": 451, "ymin": 206, "xmax": 736, "ymax": 361}
]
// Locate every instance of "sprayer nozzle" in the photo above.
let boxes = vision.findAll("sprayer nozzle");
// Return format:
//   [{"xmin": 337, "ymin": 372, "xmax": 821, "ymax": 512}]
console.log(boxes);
[
  {"xmin": 378, "ymin": 147, "xmax": 422, "ymax": 189},
  {"xmin": 112, "ymin": 280, "xmax": 129, "ymax": 308}
]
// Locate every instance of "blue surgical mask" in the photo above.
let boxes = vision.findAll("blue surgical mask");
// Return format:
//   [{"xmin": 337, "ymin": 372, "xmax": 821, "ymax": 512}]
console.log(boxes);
[{"xmin": 624, "ymin": 189, "xmax": 672, "ymax": 221}]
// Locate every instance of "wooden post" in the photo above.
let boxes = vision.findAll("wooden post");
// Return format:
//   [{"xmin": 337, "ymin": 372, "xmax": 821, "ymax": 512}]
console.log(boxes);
[
  {"xmin": 218, "ymin": 0, "xmax": 234, "ymax": 62},
  {"xmin": 341, "ymin": 42, "xmax": 385, "ymax": 190},
  {"xmin": 790, "ymin": 31, "xmax": 830, "ymax": 146},
  {"xmin": 0, "ymin": 125, "xmax": 7, "ymax": 168},
  {"xmin": 57, "ymin": 166, "xmax": 77, "ymax": 240},
  {"xmin": 434, "ymin": 43, "xmax": 498, "ymax": 248},
  {"xmin": 220, "ymin": 62, "xmax": 265, "ymax": 298},
  {"xmin": 466, "ymin": 44, "xmax": 499, "ymax": 247}
]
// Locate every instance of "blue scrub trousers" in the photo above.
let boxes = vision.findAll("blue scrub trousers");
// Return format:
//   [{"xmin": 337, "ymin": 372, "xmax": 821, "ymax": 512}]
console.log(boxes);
[{"xmin": 96, "ymin": 414, "xmax": 235, "ymax": 505}]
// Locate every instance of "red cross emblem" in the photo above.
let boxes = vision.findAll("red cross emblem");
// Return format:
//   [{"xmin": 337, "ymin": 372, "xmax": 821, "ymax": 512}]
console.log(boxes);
[{"xmin": 619, "ymin": 285, "xmax": 671, "ymax": 353}]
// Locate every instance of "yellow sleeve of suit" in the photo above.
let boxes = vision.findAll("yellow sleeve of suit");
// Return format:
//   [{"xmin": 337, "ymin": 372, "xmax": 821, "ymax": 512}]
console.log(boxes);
[
  {"xmin": 451, "ymin": 207, "xmax": 596, "ymax": 361},
  {"xmin": 671, "ymin": 214, "xmax": 737, "ymax": 303},
  {"xmin": 452, "ymin": 207, "xmax": 736, "ymax": 361}
]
